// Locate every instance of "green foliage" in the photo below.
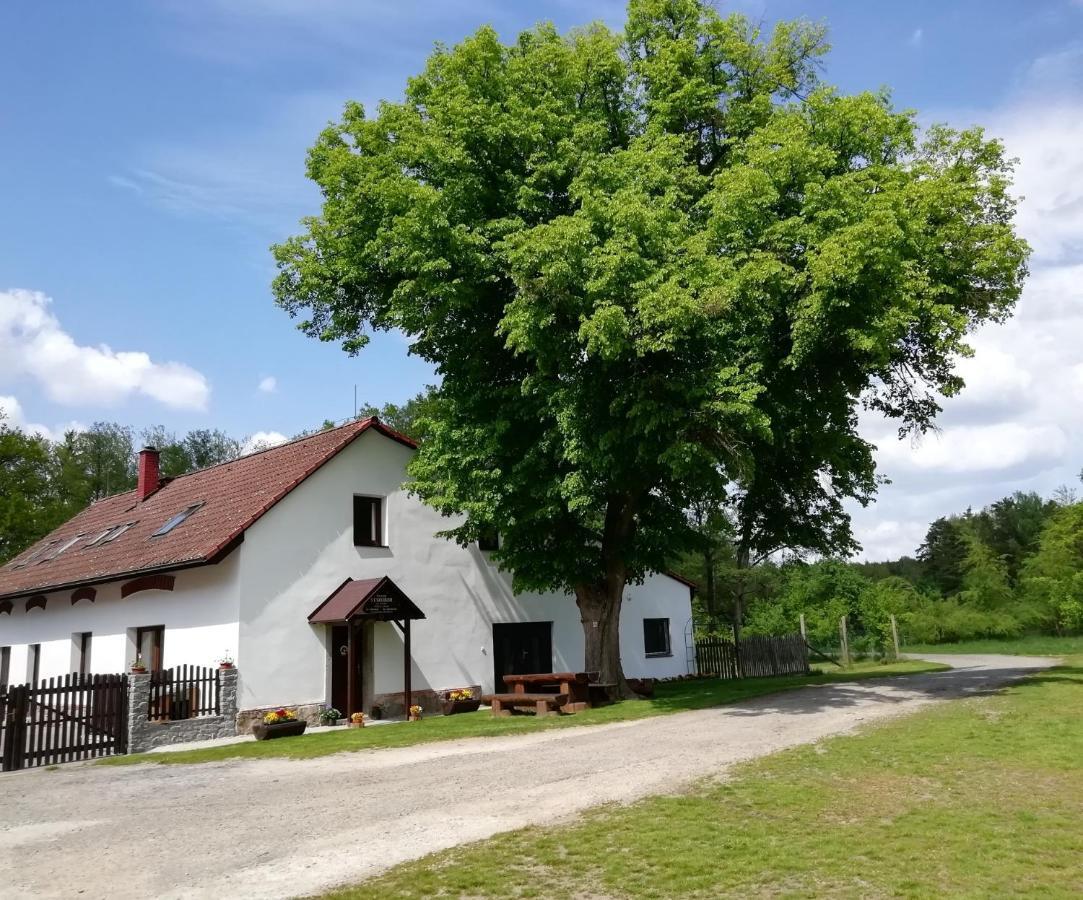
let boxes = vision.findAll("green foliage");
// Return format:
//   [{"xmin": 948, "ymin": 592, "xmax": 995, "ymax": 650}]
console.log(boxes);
[
  {"xmin": 272, "ymin": 0, "xmax": 1027, "ymax": 684},
  {"xmin": 0, "ymin": 415, "xmax": 67, "ymax": 563},
  {"xmin": 1020, "ymin": 503, "xmax": 1083, "ymax": 634}
]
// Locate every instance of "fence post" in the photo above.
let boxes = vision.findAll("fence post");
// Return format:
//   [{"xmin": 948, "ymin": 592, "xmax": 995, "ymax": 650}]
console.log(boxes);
[
  {"xmin": 126, "ymin": 672, "xmax": 151, "ymax": 755},
  {"xmin": 839, "ymin": 616, "xmax": 850, "ymax": 667},
  {"xmin": 890, "ymin": 614, "xmax": 901, "ymax": 660},
  {"xmin": 799, "ymin": 613, "xmax": 806, "ymax": 639}
]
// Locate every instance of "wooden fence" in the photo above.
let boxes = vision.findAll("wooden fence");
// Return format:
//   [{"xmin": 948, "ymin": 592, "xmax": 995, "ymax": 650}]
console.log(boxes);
[
  {"xmin": 1, "ymin": 673, "xmax": 129, "ymax": 771},
  {"xmin": 148, "ymin": 665, "xmax": 220, "ymax": 721},
  {"xmin": 694, "ymin": 633, "xmax": 809, "ymax": 679}
]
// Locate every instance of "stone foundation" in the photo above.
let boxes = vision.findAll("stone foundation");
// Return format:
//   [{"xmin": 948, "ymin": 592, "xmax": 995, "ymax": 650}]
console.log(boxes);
[
  {"xmin": 236, "ymin": 702, "xmax": 326, "ymax": 734},
  {"xmin": 127, "ymin": 667, "xmax": 239, "ymax": 753}
]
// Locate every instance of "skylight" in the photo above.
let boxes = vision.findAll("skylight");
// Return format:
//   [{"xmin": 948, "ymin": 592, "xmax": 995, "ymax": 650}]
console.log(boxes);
[
  {"xmin": 37, "ymin": 533, "xmax": 86, "ymax": 563},
  {"xmin": 9, "ymin": 541, "xmax": 57, "ymax": 569},
  {"xmin": 152, "ymin": 503, "xmax": 204, "ymax": 537},
  {"xmin": 84, "ymin": 523, "xmax": 135, "ymax": 549}
]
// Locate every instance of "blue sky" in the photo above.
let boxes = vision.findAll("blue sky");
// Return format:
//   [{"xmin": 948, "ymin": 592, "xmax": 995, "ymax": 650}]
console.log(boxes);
[{"xmin": 2, "ymin": 1, "xmax": 1082, "ymax": 559}]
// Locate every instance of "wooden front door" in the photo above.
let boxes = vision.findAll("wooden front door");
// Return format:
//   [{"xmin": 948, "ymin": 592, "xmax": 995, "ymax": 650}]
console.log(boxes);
[
  {"xmin": 492, "ymin": 622, "xmax": 553, "ymax": 690},
  {"xmin": 330, "ymin": 624, "xmax": 351, "ymax": 715}
]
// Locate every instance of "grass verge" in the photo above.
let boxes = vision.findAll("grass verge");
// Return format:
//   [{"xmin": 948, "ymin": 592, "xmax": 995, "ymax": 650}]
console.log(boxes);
[
  {"xmin": 327, "ymin": 657, "xmax": 1083, "ymax": 899},
  {"xmin": 99, "ymin": 659, "xmax": 941, "ymax": 767},
  {"xmin": 904, "ymin": 634, "xmax": 1083, "ymax": 656}
]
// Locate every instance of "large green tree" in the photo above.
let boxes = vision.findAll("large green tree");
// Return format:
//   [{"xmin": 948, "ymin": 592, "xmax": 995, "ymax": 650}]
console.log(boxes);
[{"xmin": 273, "ymin": 0, "xmax": 1028, "ymax": 692}]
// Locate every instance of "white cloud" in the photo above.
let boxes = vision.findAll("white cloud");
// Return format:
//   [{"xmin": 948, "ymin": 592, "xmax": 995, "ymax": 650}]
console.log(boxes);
[
  {"xmin": 0, "ymin": 289, "xmax": 210, "ymax": 411},
  {"xmin": 241, "ymin": 430, "xmax": 289, "ymax": 454},
  {"xmin": 874, "ymin": 423, "xmax": 1068, "ymax": 474},
  {"xmin": 909, "ymin": 28, "xmax": 924, "ymax": 47},
  {"xmin": 853, "ymin": 47, "xmax": 1083, "ymax": 559},
  {"xmin": 258, "ymin": 375, "xmax": 277, "ymax": 393},
  {"xmin": 0, "ymin": 395, "xmax": 84, "ymax": 442}
]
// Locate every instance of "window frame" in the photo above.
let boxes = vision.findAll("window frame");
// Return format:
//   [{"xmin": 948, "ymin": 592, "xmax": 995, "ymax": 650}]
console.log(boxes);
[
  {"xmin": 1, "ymin": 646, "xmax": 10, "ymax": 687},
  {"xmin": 135, "ymin": 625, "xmax": 165, "ymax": 672},
  {"xmin": 152, "ymin": 503, "xmax": 204, "ymax": 537},
  {"xmin": 352, "ymin": 495, "xmax": 385, "ymax": 548},
  {"xmin": 73, "ymin": 632, "xmax": 92, "ymax": 676},
  {"xmin": 643, "ymin": 617, "xmax": 672, "ymax": 658}
]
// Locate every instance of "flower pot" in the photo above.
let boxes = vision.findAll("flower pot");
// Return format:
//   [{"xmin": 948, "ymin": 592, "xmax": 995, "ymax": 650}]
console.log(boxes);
[
  {"xmin": 130, "ymin": 667, "xmax": 147, "ymax": 674},
  {"xmin": 252, "ymin": 719, "xmax": 307, "ymax": 741},
  {"xmin": 219, "ymin": 663, "xmax": 234, "ymax": 670},
  {"xmin": 408, "ymin": 713, "xmax": 421, "ymax": 722},
  {"xmin": 348, "ymin": 721, "xmax": 365, "ymax": 728},
  {"xmin": 442, "ymin": 698, "xmax": 481, "ymax": 716}
]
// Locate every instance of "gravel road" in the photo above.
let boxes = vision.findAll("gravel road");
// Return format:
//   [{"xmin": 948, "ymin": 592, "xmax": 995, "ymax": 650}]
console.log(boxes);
[{"xmin": 0, "ymin": 654, "xmax": 1055, "ymax": 899}]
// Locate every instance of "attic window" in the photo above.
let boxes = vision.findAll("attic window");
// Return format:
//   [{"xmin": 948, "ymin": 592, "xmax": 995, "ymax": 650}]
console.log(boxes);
[
  {"xmin": 85, "ymin": 523, "xmax": 135, "ymax": 548},
  {"xmin": 9, "ymin": 541, "xmax": 57, "ymax": 570},
  {"xmin": 152, "ymin": 503, "xmax": 203, "ymax": 537},
  {"xmin": 37, "ymin": 533, "xmax": 86, "ymax": 563}
]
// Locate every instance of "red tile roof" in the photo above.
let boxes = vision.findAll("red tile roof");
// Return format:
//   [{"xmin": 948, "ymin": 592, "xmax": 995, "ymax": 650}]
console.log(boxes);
[{"xmin": 0, "ymin": 418, "xmax": 416, "ymax": 602}]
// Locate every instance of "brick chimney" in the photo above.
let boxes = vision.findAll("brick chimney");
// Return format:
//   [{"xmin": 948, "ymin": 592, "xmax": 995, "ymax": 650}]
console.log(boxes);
[{"xmin": 137, "ymin": 446, "xmax": 161, "ymax": 501}]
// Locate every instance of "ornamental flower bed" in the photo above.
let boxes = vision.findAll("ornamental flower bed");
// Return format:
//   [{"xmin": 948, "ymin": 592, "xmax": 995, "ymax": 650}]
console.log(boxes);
[
  {"xmin": 252, "ymin": 707, "xmax": 307, "ymax": 740},
  {"xmin": 442, "ymin": 688, "xmax": 481, "ymax": 716}
]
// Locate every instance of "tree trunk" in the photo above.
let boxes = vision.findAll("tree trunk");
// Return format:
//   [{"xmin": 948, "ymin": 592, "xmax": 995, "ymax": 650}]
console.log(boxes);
[
  {"xmin": 574, "ymin": 580, "xmax": 635, "ymax": 698},
  {"xmin": 573, "ymin": 493, "xmax": 639, "ymax": 700},
  {"xmin": 703, "ymin": 545, "xmax": 718, "ymax": 626}
]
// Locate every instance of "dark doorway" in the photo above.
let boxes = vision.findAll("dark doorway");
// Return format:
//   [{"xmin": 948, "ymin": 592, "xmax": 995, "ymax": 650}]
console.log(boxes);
[
  {"xmin": 492, "ymin": 622, "xmax": 553, "ymax": 690},
  {"xmin": 330, "ymin": 624, "xmax": 352, "ymax": 715}
]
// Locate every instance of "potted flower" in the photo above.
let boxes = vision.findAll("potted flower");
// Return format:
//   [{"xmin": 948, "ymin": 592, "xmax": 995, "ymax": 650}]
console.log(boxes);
[
  {"xmin": 218, "ymin": 652, "xmax": 235, "ymax": 670},
  {"xmin": 442, "ymin": 688, "xmax": 481, "ymax": 716},
  {"xmin": 129, "ymin": 655, "xmax": 148, "ymax": 674},
  {"xmin": 408, "ymin": 704, "xmax": 423, "ymax": 722},
  {"xmin": 319, "ymin": 706, "xmax": 342, "ymax": 726},
  {"xmin": 252, "ymin": 707, "xmax": 307, "ymax": 740},
  {"xmin": 348, "ymin": 712, "xmax": 365, "ymax": 728}
]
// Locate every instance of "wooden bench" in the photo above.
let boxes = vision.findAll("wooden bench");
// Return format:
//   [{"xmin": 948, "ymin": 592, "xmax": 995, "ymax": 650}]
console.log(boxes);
[
  {"xmin": 482, "ymin": 692, "xmax": 568, "ymax": 717},
  {"xmin": 588, "ymin": 682, "xmax": 617, "ymax": 706}
]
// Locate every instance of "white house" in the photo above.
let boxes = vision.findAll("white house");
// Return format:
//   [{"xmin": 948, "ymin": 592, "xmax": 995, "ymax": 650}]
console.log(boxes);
[{"xmin": 0, "ymin": 418, "xmax": 694, "ymax": 723}]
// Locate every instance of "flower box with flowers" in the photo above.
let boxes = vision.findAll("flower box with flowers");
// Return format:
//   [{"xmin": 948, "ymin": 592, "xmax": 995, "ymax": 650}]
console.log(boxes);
[
  {"xmin": 442, "ymin": 688, "xmax": 481, "ymax": 716},
  {"xmin": 252, "ymin": 708, "xmax": 307, "ymax": 740}
]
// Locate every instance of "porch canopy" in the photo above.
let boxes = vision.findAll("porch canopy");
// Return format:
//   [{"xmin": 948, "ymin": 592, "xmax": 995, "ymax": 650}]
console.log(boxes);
[{"xmin": 308, "ymin": 576, "xmax": 425, "ymax": 717}]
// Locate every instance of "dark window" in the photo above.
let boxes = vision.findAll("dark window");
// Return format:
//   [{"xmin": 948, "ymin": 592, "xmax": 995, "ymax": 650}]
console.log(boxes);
[
  {"xmin": 152, "ymin": 503, "xmax": 203, "ymax": 537},
  {"xmin": 27, "ymin": 643, "xmax": 41, "ymax": 684},
  {"xmin": 643, "ymin": 618, "xmax": 671, "ymax": 657},
  {"xmin": 77, "ymin": 632, "xmax": 92, "ymax": 675},
  {"xmin": 478, "ymin": 528, "xmax": 499, "ymax": 552},
  {"xmin": 353, "ymin": 496, "xmax": 383, "ymax": 547},
  {"xmin": 1, "ymin": 646, "xmax": 10, "ymax": 687},
  {"xmin": 135, "ymin": 626, "xmax": 165, "ymax": 672}
]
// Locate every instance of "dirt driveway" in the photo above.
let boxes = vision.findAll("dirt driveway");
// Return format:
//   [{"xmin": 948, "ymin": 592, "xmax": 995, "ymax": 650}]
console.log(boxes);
[{"xmin": 0, "ymin": 654, "xmax": 1054, "ymax": 899}]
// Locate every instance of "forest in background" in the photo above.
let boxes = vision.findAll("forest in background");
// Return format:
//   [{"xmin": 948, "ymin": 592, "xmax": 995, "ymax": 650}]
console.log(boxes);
[{"xmin": 672, "ymin": 484, "xmax": 1083, "ymax": 653}]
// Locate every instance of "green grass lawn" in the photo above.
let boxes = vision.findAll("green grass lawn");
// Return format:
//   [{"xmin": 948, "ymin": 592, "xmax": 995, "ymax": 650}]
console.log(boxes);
[
  {"xmin": 904, "ymin": 634, "xmax": 1083, "ymax": 657},
  {"xmin": 99, "ymin": 659, "xmax": 940, "ymax": 767},
  {"xmin": 327, "ymin": 657, "xmax": 1083, "ymax": 899}
]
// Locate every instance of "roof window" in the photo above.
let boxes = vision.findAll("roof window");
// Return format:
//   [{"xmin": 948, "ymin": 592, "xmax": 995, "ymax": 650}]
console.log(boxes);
[
  {"xmin": 9, "ymin": 541, "xmax": 58, "ymax": 570},
  {"xmin": 37, "ymin": 533, "xmax": 86, "ymax": 563},
  {"xmin": 85, "ymin": 523, "xmax": 135, "ymax": 549},
  {"xmin": 152, "ymin": 503, "xmax": 204, "ymax": 537}
]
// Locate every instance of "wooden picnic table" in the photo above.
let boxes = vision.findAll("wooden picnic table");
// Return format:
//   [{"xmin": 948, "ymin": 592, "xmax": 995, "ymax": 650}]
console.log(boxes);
[{"xmin": 502, "ymin": 672, "xmax": 593, "ymax": 712}]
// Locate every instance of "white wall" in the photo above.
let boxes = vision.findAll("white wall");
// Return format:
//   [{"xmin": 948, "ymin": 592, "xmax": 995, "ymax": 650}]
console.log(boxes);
[
  {"xmin": 236, "ymin": 430, "xmax": 694, "ymax": 710},
  {"xmin": 1, "ymin": 430, "xmax": 694, "ymax": 703},
  {"xmin": 0, "ymin": 554, "xmax": 240, "ymax": 684}
]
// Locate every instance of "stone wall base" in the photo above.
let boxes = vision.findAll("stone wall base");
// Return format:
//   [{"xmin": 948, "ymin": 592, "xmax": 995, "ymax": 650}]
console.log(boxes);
[{"xmin": 127, "ymin": 667, "xmax": 239, "ymax": 754}]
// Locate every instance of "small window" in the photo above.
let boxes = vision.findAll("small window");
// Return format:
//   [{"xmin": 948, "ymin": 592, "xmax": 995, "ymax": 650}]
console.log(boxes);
[
  {"xmin": 643, "ymin": 618, "xmax": 672, "ymax": 657},
  {"xmin": 152, "ymin": 503, "xmax": 203, "ymax": 537},
  {"xmin": 27, "ymin": 643, "xmax": 41, "ymax": 685},
  {"xmin": 1, "ymin": 646, "xmax": 10, "ymax": 687},
  {"xmin": 478, "ymin": 528, "xmax": 499, "ymax": 552},
  {"xmin": 353, "ymin": 496, "xmax": 383, "ymax": 547},
  {"xmin": 86, "ymin": 523, "xmax": 135, "ymax": 548},
  {"xmin": 38, "ymin": 533, "xmax": 85, "ymax": 563},
  {"xmin": 10, "ymin": 541, "xmax": 57, "ymax": 569}
]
